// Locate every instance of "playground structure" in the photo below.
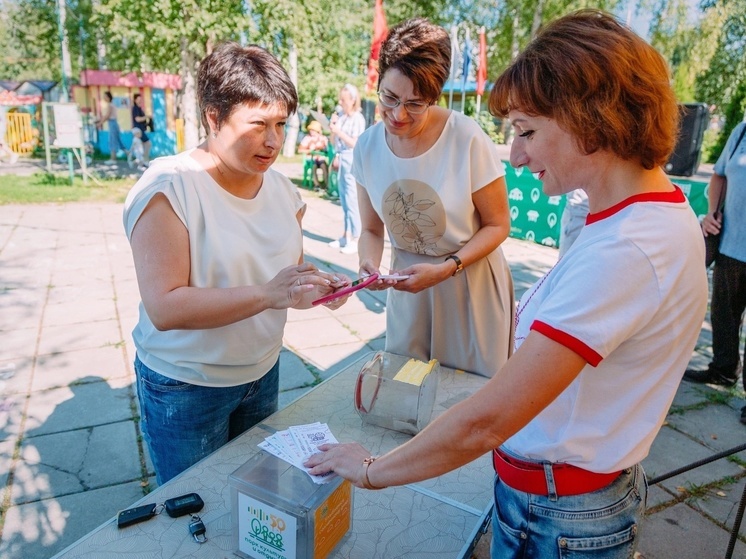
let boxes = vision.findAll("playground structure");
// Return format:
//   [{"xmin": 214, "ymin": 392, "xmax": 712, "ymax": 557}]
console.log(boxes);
[
  {"xmin": 0, "ymin": 80, "xmax": 59, "ymax": 155},
  {"xmin": 73, "ymin": 70, "xmax": 183, "ymax": 159}
]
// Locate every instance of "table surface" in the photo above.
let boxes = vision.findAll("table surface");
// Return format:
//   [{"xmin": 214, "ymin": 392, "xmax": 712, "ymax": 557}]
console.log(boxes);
[{"xmin": 51, "ymin": 353, "xmax": 494, "ymax": 559}]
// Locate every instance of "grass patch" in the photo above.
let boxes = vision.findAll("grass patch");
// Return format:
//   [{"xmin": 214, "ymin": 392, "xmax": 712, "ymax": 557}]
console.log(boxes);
[
  {"xmin": 0, "ymin": 172, "xmax": 135, "ymax": 205},
  {"xmin": 0, "ymin": 153, "xmax": 307, "ymax": 206}
]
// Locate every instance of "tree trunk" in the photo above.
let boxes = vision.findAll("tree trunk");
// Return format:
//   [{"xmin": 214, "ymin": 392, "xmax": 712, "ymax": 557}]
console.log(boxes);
[
  {"xmin": 57, "ymin": 0, "xmax": 73, "ymax": 101},
  {"xmin": 181, "ymin": 38, "xmax": 200, "ymax": 150},
  {"xmin": 283, "ymin": 43, "xmax": 300, "ymax": 157},
  {"xmin": 530, "ymin": 0, "xmax": 545, "ymax": 39}
]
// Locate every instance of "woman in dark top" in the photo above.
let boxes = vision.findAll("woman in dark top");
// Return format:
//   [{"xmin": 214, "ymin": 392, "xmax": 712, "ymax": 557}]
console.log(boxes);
[{"xmin": 132, "ymin": 93, "xmax": 151, "ymax": 164}]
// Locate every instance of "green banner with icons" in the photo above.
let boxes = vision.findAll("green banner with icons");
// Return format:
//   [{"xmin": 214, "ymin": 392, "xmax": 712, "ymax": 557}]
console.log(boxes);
[
  {"xmin": 503, "ymin": 162, "xmax": 565, "ymax": 249},
  {"xmin": 502, "ymin": 161, "xmax": 709, "ymax": 249},
  {"xmin": 669, "ymin": 178, "xmax": 708, "ymax": 218}
]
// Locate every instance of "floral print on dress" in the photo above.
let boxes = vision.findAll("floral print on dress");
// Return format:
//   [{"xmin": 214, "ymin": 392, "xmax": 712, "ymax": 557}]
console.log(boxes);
[{"xmin": 382, "ymin": 179, "xmax": 447, "ymax": 255}]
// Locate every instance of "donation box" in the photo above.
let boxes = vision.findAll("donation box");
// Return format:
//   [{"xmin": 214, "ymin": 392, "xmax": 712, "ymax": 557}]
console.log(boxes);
[{"xmin": 230, "ymin": 453, "xmax": 352, "ymax": 559}]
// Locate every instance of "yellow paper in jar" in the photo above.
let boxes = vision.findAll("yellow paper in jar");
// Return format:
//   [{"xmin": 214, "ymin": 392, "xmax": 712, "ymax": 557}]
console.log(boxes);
[{"xmin": 393, "ymin": 358, "xmax": 437, "ymax": 386}]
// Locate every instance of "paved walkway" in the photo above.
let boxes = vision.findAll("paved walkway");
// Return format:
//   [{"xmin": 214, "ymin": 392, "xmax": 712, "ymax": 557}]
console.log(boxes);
[{"xmin": 0, "ymin": 157, "xmax": 744, "ymax": 559}]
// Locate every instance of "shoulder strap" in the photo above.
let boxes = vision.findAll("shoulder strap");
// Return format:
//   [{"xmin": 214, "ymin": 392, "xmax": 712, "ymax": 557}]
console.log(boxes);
[{"xmin": 730, "ymin": 123, "xmax": 746, "ymax": 160}]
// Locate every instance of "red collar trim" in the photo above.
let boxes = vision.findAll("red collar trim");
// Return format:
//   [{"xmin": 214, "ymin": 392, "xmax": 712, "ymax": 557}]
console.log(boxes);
[{"xmin": 586, "ymin": 186, "xmax": 685, "ymax": 225}]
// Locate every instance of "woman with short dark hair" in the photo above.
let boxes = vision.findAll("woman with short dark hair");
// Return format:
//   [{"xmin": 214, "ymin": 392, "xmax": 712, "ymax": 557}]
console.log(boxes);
[{"xmin": 123, "ymin": 42, "xmax": 348, "ymax": 484}]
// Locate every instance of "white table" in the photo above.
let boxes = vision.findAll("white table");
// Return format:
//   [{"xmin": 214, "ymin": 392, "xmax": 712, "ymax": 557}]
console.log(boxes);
[{"xmin": 52, "ymin": 353, "xmax": 494, "ymax": 559}]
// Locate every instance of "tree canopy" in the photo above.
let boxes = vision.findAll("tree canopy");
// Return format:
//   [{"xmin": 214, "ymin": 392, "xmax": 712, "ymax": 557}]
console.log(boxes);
[{"xmin": 1, "ymin": 0, "xmax": 744, "ymax": 157}]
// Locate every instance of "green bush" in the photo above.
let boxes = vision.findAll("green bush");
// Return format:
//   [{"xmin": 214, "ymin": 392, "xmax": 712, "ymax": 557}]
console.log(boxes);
[{"xmin": 474, "ymin": 111, "xmax": 504, "ymax": 145}]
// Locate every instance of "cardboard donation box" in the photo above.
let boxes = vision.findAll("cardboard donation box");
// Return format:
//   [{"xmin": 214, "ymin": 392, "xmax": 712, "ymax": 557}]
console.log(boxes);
[
  {"xmin": 230, "ymin": 453, "xmax": 352, "ymax": 559},
  {"xmin": 354, "ymin": 351, "xmax": 440, "ymax": 435}
]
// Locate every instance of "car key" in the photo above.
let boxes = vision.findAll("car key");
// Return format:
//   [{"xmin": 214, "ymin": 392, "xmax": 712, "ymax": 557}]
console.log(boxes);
[
  {"xmin": 163, "ymin": 492, "xmax": 204, "ymax": 518},
  {"xmin": 117, "ymin": 503, "xmax": 157, "ymax": 528}
]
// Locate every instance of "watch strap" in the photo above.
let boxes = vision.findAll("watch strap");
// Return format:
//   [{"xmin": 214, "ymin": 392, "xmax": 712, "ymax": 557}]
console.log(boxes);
[{"xmin": 445, "ymin": 254, "xmax": 463, "ymax": 276}]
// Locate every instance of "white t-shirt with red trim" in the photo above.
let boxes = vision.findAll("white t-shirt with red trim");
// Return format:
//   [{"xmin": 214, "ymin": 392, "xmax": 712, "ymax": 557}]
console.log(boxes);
[{"xmin": 504, "ymin": 187, "xmax": 708, "ymax": 473}]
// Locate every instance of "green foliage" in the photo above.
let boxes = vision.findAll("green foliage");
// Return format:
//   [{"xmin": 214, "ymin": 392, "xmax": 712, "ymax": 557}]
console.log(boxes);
[
  {"xmin": 2, "ymin": 0, "xmax": 59, "ymax": 80},
  {"xmin": 474, "ymin": 111, "xmax": 504, "ymax": 144},
  {"xmin": 489, "ymin": 0, "xmax": 621, "ymax": 82},
  {"xmin": 700, "ymin": 126, "xmax": 721, "ymax": 164},
  {"xmin": 692, "ymin": 0, "xmax": 746, "ymax": 163},
  {"xmin": 2, "ymin": 0, "xmax": 99, "ymax": 81},
  {"xmin": 705, "ymin": 81, "xmax": 746, "ymax": 163},
  {"xmin": 4, "ymin": 0, "xmax": 746, "ymax": 160},
  {"xmin": 91, "ymin": 0, "xmax": 251, "ymax": 73}
]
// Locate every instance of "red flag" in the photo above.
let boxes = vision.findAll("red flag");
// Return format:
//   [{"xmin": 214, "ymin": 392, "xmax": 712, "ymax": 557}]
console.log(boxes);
[
  {"xmin": 476, "ymin": 27, "xmax": 488, "ymax": 96},
  {"xmin": 366, "ymin": 0, "xmax": 388, "ymax": 93}
]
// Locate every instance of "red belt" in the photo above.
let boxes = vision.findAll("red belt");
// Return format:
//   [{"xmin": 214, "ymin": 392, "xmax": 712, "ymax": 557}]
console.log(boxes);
[{"xmin": 493, "ymin": 448, "xmax": 622, "ymax": 497}]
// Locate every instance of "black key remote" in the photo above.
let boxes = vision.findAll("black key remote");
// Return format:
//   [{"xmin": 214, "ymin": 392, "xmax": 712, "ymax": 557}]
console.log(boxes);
[
  {"xmin": 117, "ymin": 503, "xmax": 157, "ymax": 528},
  {"xmin": 164, "ymin": 492, "xmax": 204, "ymax": 518}
]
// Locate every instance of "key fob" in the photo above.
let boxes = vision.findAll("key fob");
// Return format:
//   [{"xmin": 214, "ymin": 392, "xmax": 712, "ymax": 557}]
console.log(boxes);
[
  {"xmin": 117, "ymin": 503, "xmax": 157, "ymax": 528},
  {"xmin": 164, "ymin": 492, "xmax": 204, "ymax": 518}
]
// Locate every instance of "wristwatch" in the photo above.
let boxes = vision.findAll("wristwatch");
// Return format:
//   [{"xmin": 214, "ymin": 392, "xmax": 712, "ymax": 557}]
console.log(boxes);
[{"xmin": 445, "ymin": 254, "xmax": 464, "ymax": 276}]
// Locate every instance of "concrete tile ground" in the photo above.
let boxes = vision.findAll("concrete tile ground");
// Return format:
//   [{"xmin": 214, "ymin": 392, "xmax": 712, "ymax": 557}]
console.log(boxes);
[{"xmin": 1, "ymin": 155, "xmax": 745, "ymax": 559}]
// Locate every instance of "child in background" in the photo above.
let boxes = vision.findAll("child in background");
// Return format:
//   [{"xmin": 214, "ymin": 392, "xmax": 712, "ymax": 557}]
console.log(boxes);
[
  {"xmin": 128, "ymin": 127, "xmax": 146, "ymax": 170},
  {"xmin": 298, "ymin": 120, "xmax": 329, "ymax": 189}
]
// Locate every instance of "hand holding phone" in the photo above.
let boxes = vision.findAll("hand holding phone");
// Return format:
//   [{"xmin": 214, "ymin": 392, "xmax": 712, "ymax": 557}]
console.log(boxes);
[
  {"xmin": 311, "ymin": 273, "xmax": 379, "ymax": 306},
  {"xmin": 378, "ymin": 274, "xmax": 410, "ymax": 281}
]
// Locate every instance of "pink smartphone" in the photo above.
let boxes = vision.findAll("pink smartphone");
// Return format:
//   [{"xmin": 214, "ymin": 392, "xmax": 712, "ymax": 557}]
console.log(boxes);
[
  {"xmin": 311, "ymin": 273, "xmax": 380, "ymax": 306},
  {"xmin": 378, "ymin": 274, "xmax": 410, "ymax": 280}
]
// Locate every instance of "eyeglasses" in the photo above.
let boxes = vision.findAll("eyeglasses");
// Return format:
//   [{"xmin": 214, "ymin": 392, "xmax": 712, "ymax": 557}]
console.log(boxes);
[{"xmin": 377, "ymin": 91, "xmax": 430, "ymax": 115}]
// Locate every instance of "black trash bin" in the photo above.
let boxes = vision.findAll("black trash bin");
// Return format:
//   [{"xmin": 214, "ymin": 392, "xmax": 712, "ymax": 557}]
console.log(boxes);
[{"xmin": 664, "ymin": 102, "xmax": 709, "ymax": 177}]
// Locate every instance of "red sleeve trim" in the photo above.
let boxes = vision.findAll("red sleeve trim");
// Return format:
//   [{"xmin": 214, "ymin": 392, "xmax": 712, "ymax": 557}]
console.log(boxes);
[
  {"xmin": 531, "ymin": 321, "xmax": 603, "ymax": 367},
  {"xmin": 586, "ymin": 185, "xmax": 686, "ymax": 225}
]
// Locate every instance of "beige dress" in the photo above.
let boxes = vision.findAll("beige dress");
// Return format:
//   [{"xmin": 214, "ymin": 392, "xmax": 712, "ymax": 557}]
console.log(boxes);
[{"xmin": 352, "ymin": 112, "xmax": 514, "ymax": 377}]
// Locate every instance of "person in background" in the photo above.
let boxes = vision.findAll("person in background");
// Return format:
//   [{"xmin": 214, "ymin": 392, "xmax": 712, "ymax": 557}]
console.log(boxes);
[
  {"xmin": 329, "ymin": 83, "xmax": 366, "ymax": 254},
  {"xmin": 298, "ymin": 120, "xmax": 329, "ymax": 189},
  {"xmin": 0, "ymin": 108, "xmax": 19, "ymax": 164},
  {"xmin": 305, "ymin": 11, "xmax": 708, "ymax": 559},
  {"xmin": 352, "ymin": 17, "xmax": 514, "ymax": 378},
  {"xmin": 128, "ymin": 127, "xmax": 147, "ymax": 171},
  {"xmin": 95, "ymin": 92, "xmax": 125, "ymax": 165},
  {"xmin": 558, "ymin": 188, "xmax": 589, "ymax": 257},
  {"xmin": 131, "ymin": 93, "xmax": 152, "ymax": 165},
  {"xmin": 123, "ymin": 42, "xmax": 349, "ymax": 484},
  {"xmin": 684, "ymin": 121, "xmax": 746, "ymax": 423}
]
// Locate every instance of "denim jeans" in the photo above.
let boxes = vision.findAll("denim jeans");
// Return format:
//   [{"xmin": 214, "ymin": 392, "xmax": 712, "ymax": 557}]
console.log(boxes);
[
  {"xmin": 134, "ymin": 355, "xmax": 279, "ymax": 485},
  {"xmin": 337, "ymin": 150, "xmax": 361, "ymax": 239},
  {"xmin": 491, "ymin": 463, "xmax": 646, "ymax": 559}
]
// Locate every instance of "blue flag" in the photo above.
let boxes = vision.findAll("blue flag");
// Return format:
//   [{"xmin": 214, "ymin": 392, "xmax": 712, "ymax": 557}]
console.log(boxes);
[{"xmin": 461, "ymin": 29, "xmax": 472, "ymax": 112}]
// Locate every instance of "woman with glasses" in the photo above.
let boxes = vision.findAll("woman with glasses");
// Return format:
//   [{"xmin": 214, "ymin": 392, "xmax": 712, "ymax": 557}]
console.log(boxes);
[
  {"xmin": 352, "ymin": 17, "xmax": 514, "ymax": 378},
  {"xmin": 329, "ymin": 84, "xmax": 367, "ymax": 254}
]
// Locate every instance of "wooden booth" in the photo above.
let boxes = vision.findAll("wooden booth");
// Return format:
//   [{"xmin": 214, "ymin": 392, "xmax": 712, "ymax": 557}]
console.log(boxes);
[{"xmin": 73, "ymin": 70, "xmax": 182, "ymax": 158}]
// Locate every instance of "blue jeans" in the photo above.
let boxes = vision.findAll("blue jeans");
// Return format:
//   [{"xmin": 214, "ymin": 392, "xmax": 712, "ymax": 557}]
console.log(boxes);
[
  {"xmin": 337, "ymin": 150, "xmax": 361, "ymax": 238},
  {"xmin": 491, "ymin": 463, "xmax": 646, "ymax": 559},
  {"xmin": 134, "ymin": 355, "xmax": 279, "ymax": 485}
]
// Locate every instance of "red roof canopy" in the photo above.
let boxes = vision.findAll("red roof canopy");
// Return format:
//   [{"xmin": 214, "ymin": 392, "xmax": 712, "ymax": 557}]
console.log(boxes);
[
  {"xmin": 0, "ymin": 89, "xmax": 41, "ymax": 106},
  {"xmin": 80, "ymin": 70, "xmax": 182, "ymax": 90}
]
